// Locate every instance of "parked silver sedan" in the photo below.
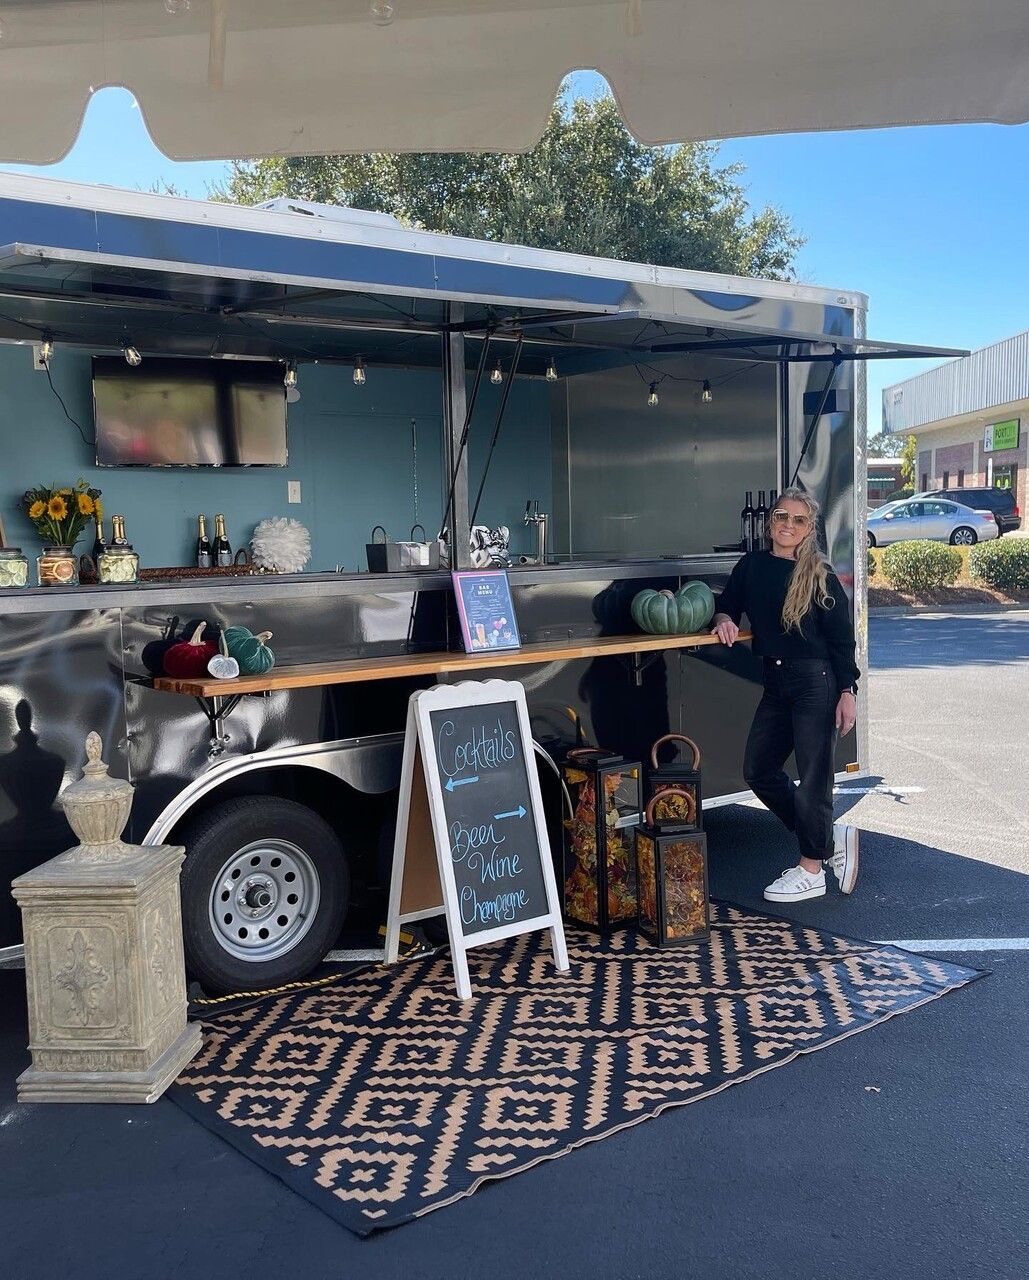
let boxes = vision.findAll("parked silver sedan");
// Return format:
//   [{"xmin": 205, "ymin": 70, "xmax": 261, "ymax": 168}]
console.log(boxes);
[{"xmin": 867, "ymin": 497, "xmax": 999, "ymax": 546}]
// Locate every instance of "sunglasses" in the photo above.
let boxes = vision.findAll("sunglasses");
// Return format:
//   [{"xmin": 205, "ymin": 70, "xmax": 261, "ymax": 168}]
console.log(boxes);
[{"xmin": 770, "ymin": 510, "xmax": 812, "ymax": 528}]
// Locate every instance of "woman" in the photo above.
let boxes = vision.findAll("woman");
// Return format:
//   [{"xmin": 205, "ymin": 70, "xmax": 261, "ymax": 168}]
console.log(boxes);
[{"xmin": 710, "ymin": 488, "xmax": 860, "ymax": 902}]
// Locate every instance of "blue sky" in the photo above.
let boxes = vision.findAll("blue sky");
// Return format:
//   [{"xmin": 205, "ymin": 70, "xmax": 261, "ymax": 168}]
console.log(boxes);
[{"xmin": 5, "ymin": 82, "xmax": 1026, "ymax": 438}]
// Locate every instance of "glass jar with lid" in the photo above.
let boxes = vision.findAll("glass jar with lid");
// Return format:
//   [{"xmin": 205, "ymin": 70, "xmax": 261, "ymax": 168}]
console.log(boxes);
[
  {"xmin": 97, "ymin": 543, "xmax": 140, "ymax": 585},
  {"xmin": 37, "ymin": 545, "xmax": 79, "ymax": 587},
  {"xmin": 0, "ymin": 547, "xmax": 30, "ymax": 589}
]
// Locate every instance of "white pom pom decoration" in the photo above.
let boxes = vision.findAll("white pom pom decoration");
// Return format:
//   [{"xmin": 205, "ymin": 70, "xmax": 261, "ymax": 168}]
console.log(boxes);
[{"xmin": 250, "ymin": 517, "xmax": 312, "ymax": 574}]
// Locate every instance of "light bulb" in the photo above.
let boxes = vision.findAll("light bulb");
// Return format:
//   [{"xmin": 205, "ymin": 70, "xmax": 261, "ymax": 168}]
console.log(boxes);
[
  {"xmin": 491, "ymin": 362, "xmax": 503, "ymax": 386},
  {"xmin": 647, "ymin": 382, "xmax": 659, "ymax": 408},
  {"xmin": 122, "ymin": 343, "xmax": 142, "ymax": 367},
  {"xmin": 370, "ymin": 1, "xmax": 395, "ymax": 25},
  {"xmin": 164, "ymin": 0, "xmax": 191, "ymax": 14},
  {"xmin": 39, "ymin": 335, "xmax": 54, "ymax": 366},
  {"xmin": 353, "ymin": 357, "xmax": 367, "ymax": 386},
  {"xmin": 283, "ymin": 361, "xmax": 297, "ymax": 389},
  {"xmin": 545, "ymin": 359, "xmax": 558, "ymax": 383},
  {"xmin": 701, "ymin": 379, "xmax": 713, "ymax": 403}
]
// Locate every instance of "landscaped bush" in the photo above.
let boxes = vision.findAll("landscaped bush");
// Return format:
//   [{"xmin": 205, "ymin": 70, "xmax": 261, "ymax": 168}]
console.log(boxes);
[
  {"xmin": 867, "ymin": 548, "xmax": 876, "ymax": 578},
  {"xmin": 881, "ymin": 540, "xmax": 961, "ymax": 592},
  {"xmin": 968, "ymin": 538, "xmax": 1029, "ymax": 592},
  {"xmin": 884, "ymin": 487, "xmax": 914, "ymax": 502}
]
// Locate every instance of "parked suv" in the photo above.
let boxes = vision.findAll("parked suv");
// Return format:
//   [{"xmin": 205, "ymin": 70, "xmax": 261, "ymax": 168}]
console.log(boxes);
[{"xmin": 923, "ymin": 487, "xmax": 1021, "ymax": 534}]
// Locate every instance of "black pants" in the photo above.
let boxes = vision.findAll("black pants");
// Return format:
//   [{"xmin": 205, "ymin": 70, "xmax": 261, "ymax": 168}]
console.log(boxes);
[{"xmin": 743, "ymin": 657, "xmax": 839, "ymax": 862}]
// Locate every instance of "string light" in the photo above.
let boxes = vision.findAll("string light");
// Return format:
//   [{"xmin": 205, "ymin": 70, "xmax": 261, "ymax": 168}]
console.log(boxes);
[
  {"xmin": 353, "ymin": 356, "xmax": 367, "ymax": 386},
  {"xmin": 370, "ymin": 1, "xmax": 395, "ymax": 24},
  {"xmin": 545, "ymin": 359, "xmax": 558, "ymax": 383},
  {"xmin": 491, "ymin": 362, "xmax": 504, "ymax": 386},
  {"xmin": 39, "ymin": 334, "xmax": 54, "ymax": 367},
  {"xmin": 701, "ymin": 379, "xmax": 713, "ymax": 403},
  {"xmin": 283, "ymin": 360, "xmax": 298, "ymax": 389},
  {"xmin": 122, "ymin": 342, "xmax": 143, "ymax": 367},
  {"xmin": 164, "ymin": 0, "xmax": 191, "ymax": 13},
  {"xmin": 647, "ymin": 382, "xmax": 659, "ymax": 408}
]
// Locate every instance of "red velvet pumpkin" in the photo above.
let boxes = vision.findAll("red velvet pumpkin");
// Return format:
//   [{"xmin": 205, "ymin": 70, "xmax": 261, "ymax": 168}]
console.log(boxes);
[{"xmin": 163, "ymin": 622, "xmax": 218, "ymax": 678}]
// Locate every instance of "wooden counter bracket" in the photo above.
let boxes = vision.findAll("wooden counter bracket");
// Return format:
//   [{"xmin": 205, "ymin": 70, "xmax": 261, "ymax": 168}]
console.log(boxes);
[{"xmin": 151, "ymin": 630, "xmax": 751, "ymax": 751}]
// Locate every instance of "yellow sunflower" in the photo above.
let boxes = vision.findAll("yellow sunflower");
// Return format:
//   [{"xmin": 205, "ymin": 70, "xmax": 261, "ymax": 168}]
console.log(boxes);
[
  {"xmin": 47, "ymin": 495, "xmax": 68, "ymax": 521},
  {"xmin": 59, "ymin": 488, "xmax": 73, "ymax": 496},
  {"xmin": 77, "ymin": 493, "xmax": 95, "ymax": 516},
  {"xmin": 28, "ymin": 500, "xmax": 46, "ymax": 519}
]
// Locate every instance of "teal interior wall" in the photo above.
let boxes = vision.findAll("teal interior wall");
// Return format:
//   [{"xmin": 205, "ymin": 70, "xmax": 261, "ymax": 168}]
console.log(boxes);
[{"xmin": 0, "ymin": 344, "xmax": 552, "ymax": 571}]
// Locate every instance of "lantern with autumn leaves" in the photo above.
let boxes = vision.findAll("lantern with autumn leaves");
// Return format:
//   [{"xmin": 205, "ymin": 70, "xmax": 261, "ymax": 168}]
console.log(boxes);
[
  {"xmin": 561, "ymin": 747, "xmax": 641, "ymax": 934},
  {"xmin": 635, "ymin": 788, "xmax": 710, "ymax": 948},
  {"xmin": 645, "ymin": 734, "xmax": 703, "ymax": 831}
]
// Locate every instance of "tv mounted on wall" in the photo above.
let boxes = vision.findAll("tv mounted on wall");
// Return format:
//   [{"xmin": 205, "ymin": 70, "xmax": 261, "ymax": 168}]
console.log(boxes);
[{"xmin": 93, "ymin": 357, "xmax": 288, "ymax": 467}]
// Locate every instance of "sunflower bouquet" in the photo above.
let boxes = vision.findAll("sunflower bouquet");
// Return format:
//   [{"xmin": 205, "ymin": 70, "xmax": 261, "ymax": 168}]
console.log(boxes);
[{"xmin": 21, "ymin": 481, "xmax": 103, "ymax": 548}]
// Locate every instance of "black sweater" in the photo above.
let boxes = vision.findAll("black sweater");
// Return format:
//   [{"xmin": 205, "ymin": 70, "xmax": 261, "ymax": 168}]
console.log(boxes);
[{"xmin": 714, "ymin": 551, "xmax": 860, "ymax": 691}]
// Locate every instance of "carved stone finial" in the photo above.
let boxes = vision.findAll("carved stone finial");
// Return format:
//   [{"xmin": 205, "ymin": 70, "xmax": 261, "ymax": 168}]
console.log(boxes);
[
  {"xmin": 59, "ymin": 731, "xmax": 134, "ymax": 849},
  {"xmin": 83, "ymin": 731, "xmax": 107, "ymax": 777}
]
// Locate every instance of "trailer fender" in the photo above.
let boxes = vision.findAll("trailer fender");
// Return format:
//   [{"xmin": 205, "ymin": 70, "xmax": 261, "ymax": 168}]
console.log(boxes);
[{"xmin": 142, "ymin": 733, "xmax": 405, "ymax": 846}]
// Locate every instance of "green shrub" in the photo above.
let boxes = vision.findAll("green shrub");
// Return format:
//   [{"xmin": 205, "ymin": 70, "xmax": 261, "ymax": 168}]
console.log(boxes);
[
  {"xmin": 885, "ymin": 487, "xmax": 914, "ymax": 502},
  {"xmin": 867, "ymin": 548, "xmax": 876, "ymax": 578},
  {"xmin": 968, "ymin": 538, "xmax": 1029, "ymax": 592},
  {"xmin": 881, "ymin": 540, "xmax": 961, "ymax": 592}
]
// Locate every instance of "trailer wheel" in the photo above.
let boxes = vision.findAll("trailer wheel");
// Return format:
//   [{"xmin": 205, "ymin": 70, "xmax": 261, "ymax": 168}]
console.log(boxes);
[{"xmin": 179, "ymin": 797, "xmax": 349, "ymax": 995}]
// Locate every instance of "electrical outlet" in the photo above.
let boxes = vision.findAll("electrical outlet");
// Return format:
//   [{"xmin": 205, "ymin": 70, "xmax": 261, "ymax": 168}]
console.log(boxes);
[{"xmin": 287, "ymin": 480, "xmax": 302, "ymax": 504}]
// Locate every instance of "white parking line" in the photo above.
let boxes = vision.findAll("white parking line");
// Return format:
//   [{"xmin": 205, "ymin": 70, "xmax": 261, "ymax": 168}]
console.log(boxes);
[
  {"xmin": 835, "ymin": 785, "xmax": 925, "ymax": 795},
  {"xmin": 875, "ymin": 938, "xmax": 1029, "ymax": 953}
]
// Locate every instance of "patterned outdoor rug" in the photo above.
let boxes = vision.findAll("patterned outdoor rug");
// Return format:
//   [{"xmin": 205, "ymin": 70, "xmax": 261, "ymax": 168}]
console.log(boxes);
[{"xmin": 170, "ymin": 903, "xmax": 982, "ymax": 1235}]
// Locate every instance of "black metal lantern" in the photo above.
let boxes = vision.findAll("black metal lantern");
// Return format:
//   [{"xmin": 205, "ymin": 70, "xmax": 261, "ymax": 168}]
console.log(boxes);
[
  {"xmin": 561, "ymin": 746, "xmax": 641, "ymax": 933},
  {"xmin": 645, "ymin": 734, "xmax": 703, "ymax": 831},
  {"xmin": 635, "ymin": 788, "xmax": 710, "ymax": 948}
]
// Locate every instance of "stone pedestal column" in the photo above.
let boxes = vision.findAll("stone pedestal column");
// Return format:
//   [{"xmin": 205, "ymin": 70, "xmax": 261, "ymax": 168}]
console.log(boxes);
[{"xmin": 11, "ymin": 732, "xmax": 201, "ymax": 1103}]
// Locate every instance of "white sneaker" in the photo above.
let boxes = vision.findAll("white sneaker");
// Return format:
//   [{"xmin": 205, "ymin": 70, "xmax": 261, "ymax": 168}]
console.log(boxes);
[
  {"xmin": 830, "ymin": 823, "xmax": 860, "ymax": 894},
  {"xmin": 763, "ymin": 865, "xmax": 826, "ymax": 902}
]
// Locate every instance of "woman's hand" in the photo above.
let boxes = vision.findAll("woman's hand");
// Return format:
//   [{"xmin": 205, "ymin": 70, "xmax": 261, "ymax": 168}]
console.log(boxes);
[
  {"xmin": 836, "ymin": 690, "xmax": 857, "ymax": 736},
  {"xmin": 710, "ymin": 614, "xmax": 739, "ymax": 647}
]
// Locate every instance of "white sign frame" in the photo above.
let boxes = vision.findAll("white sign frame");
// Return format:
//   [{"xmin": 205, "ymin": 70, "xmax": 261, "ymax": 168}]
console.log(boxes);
[{"xmin": 384, "ymin": 679, "xmax": 569, "ymax": 1000}]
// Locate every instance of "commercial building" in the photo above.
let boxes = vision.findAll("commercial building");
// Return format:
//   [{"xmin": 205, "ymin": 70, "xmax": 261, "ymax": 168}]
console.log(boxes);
[
  {"xmin": 866, "ymin": 457, "xmax": 904, "ymax": 507},
  {"xmin": 883, "ymin": 331, "xmax": 1028, "ymax": 514}
]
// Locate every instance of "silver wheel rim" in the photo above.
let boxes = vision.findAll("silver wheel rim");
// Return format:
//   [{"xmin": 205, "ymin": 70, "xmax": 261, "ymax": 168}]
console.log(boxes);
[
  {"xmin": 954, "ymin": 529, "xmax": 974, "ymax": 545},
  {"xmin": 209, "ymin": 839, "xmax": 321, "ymax": 963}
]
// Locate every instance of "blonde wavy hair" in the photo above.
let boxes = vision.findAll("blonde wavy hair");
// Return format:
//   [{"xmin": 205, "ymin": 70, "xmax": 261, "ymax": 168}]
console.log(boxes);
[{"xmin": 770, "ymin": 488, "xmax": 835, "ymax": 632}]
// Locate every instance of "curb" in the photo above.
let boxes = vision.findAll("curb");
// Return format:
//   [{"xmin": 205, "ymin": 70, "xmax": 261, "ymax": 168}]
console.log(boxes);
[{"xmin": 868, "ymin": 602, "xmax": 1029, "ymax": 617}]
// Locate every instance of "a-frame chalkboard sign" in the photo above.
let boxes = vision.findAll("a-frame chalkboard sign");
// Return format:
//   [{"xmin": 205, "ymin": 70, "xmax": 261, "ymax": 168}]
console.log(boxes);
[{"xmin": 384, "ymin": 679, "xmax": 569, "ymax": 1000}]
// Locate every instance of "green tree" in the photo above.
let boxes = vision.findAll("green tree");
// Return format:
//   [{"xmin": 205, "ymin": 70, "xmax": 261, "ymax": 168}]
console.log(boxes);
[
  {"xmin": 900, "ymin": 434, "xmax": 919, "ymax": 487},
  {"xmin": 215, "ymin": 95, "xmax": 803, "ymax": 278},
  {"xmin": 866, "ymin": 431, "xmax": 900, "ymax": 459}
]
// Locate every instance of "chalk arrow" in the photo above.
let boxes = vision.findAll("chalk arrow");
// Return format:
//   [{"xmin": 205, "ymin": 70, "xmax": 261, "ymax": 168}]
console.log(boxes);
[
  {"xmin": 494, "ymin": 805, "xmax": 527, "ymax": 820},
  {"xmin": 445, "ymin": 775, "xmax": 479, "ymax": 791}
]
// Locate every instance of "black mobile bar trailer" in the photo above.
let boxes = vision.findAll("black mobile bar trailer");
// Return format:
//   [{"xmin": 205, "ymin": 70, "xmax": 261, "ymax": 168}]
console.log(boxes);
[{"xmin": 0, "ymin": 175, "xmax": 962, "ymax": 990}]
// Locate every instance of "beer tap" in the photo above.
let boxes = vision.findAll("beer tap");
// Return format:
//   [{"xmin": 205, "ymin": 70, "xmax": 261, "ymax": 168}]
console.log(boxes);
[{"xmin": 524, "ymin": 499, "xmax": 549, "ymax": 565}]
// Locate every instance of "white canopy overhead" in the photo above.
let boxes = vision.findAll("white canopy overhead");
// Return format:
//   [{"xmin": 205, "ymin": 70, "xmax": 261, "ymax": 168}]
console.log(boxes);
[{"xmin": 0, "ymin": 1, "xmax": 1026, "ymax": 162}]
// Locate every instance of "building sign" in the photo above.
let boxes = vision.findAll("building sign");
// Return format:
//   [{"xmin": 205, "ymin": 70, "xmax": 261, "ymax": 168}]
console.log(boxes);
[{"xmin": 984, "ymin": 419, "xmax": 1019, "ymax": 452}]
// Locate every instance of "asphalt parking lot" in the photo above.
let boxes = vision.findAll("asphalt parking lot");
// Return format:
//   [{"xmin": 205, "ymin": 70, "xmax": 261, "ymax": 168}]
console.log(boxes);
[{"xmin": 1, "ymin": 611, "xmax": 1026, "ymax": 1280}]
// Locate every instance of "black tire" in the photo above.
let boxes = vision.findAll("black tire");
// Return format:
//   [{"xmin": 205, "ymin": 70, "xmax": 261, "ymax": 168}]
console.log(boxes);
[
  {"xmin": 179, "ymin": 797, "xmax": 350, "ymax": 995},
  {"xmin": 867, "ymin": 532, "xmax": 876, "ymax": 548},
  {"xmin": 950, "ymin": 527, "xmax": 977, "ymax": 546}
]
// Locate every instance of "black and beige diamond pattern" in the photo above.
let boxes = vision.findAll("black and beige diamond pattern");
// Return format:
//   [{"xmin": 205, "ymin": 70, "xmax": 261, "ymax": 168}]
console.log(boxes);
[{"xmin": 171, "ymin": 903, "xmax": 979, "ymax": 1234}]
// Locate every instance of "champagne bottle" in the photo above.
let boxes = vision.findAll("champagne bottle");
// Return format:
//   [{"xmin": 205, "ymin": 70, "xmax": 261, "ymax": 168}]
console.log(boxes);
[
  {"xmin": 196, "ymin": 514, "xmax": 213, "ymax": 569},
  {"xmin": 111, "ymin": 515, "xmax": 128, "ymax": 546},
  {"xmin": 740, "ymin": 490, "xmax": 754, "ymax": 551},
  {"xmin": 91, "ymin": 513, "xmax": 107, "ymax": 562},
  {"xmin": 755, "ymin": 490, "xmax": 768, "ymax": 542},
  {"xmin": 213, "ymin": 514, "xmax": 232, "ymax": 567}
]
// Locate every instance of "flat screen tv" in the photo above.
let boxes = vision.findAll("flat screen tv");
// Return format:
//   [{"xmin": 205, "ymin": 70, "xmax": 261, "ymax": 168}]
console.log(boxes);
[{"xmin": 93, "ymin": 357, "xmax": 288, "ymax": 467}]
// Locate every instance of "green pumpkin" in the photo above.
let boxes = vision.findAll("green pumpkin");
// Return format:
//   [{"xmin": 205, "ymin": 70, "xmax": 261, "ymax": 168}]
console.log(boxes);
[
  {"xmin": 631, "ymin": 581, "xmax": 716, "ymax": 635},
  {"xmin": 222, "ymin": 625, "xmax": 276, "ymax": 675}
]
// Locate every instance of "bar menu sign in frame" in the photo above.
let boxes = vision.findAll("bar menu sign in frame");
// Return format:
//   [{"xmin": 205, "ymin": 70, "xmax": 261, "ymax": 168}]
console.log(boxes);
[
  {"xmin": 452, "ymin": 570, "xmax": 520, "ymax": 652},
  {"xmin": 385, "ymin": 679, "xmax": 568, "ymax": 1000}
]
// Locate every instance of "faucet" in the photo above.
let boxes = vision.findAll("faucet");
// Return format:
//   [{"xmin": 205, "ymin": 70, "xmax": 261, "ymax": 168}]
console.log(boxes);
[{"xmin": 524, "ymin": 500, "xmax": 549, "ymax": 565}]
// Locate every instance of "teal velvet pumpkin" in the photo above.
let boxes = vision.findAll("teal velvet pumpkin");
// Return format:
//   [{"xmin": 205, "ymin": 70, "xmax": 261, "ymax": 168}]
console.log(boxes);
[
  {"xmin": 222, "ymin": 626, "xmax": 276, "ymax": 675},
  {"xmin": 631, "ymin": 581, "xmax": 716, "ymax": 635}
]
